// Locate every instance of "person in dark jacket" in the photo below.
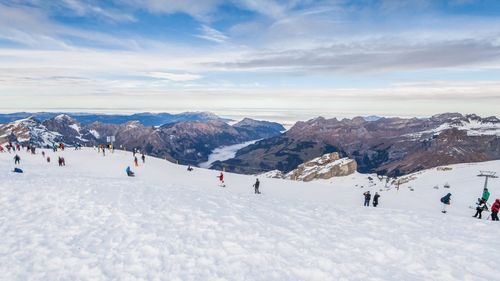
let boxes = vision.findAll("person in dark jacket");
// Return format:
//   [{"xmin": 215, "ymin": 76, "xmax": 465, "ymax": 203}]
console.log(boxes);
[
  {"xmin": 363, "ymin": 191, "xmax": 371, "ymax": 207},
  {"xmin": 491, "ymin": 199, "xmax": 500, "ymax": 221},
  {"xmin": 473, "ymin": 200, "xmax": 488, "ymax": 219},
  {"xmin": 141, "ymin": 154, "xmax": 145, "ymax": 164},
  {"xmin": 373, "ymin": 192, "xmax": 380, "ymax": 207},
  {"xmin": 441, "ymin": 193, "xmax": 452, "ymax": 213},
  {"xmin": 14, "ymin": 154, "xmax": 20, "ymax": 165},
  {"xmin": 253, "ymin": 178, "xmax": 261, "ymax": 194}
]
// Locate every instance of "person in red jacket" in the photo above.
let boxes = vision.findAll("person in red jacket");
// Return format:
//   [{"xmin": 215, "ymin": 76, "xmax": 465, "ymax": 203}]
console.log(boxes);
[
  {"xmin": 491, "ymin": 199, "xmax": 500, "ymax": 221},
  {"xmin": 218, "ymin": 171, "xmax": 224, "ymax": 186}
]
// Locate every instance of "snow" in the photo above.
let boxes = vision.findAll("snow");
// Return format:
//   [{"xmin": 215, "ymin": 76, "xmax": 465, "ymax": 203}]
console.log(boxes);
[
  {"xmin": 405, "ymin": 119, "xmax": 500, "ymax": 138},
  {"xmin": 199, "ymin": 139, "xmax": 260, "ymax": 168},
  {"xmin": 69, "ymin": 123, "xmax": 80, "ymax": 133},
  {"xmin": 89, "ymin": 129, "xmax": 100, "ymax": 139},
  {"xmin": 1, "ymin": 149, "xmax": 500, "ymax": 280}
]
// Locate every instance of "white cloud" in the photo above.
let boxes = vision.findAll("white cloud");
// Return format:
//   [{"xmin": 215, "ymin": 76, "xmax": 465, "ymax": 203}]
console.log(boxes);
[
  {"xmin": 148, "ymin": 71, "xmax": 203, "ymax": 81},
  {"xmin": 195, "ymin": 25, "xmax": 228, "ymax": 43}
]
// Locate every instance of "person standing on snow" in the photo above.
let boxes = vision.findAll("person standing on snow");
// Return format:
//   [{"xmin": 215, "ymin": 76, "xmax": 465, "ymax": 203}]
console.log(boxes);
[
  {"xmin": 141, "ymin": 153, "xmax": 145, "ymax": 164},
  {"xmin": 218, "ymin": 171, "xmax": 224, "ymax": 186},
  {"xmin": 253, "ymin": 178, "xmax": 261, "ymax": 194},
  {"xmin": 134, "ymin": 156, "xmax": 139, "ymax": 167},
  {"xmin": 440, "ymin": 193, "xmax": 452, "ymax": 213},
  {"xmin": 373, "ymin": 192, "xmax": 380, "ymax": 207},
  {"xmin": 14, "ymin": 154, "xmax": 21, "ymax": 165},
  {"xmin": 473, "ymin": 200, "xmax": 488, "ymax": 219},
  {"xmin": 363, "ymin": 191, "xmax": 371, "ymax": 207},
  {"xmin": 491, "ymin": 199, "xmax": 500, "ymax": 221}
]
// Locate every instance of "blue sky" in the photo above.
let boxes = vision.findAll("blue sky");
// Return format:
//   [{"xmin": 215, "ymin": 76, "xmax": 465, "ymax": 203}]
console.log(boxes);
[{"xmin": 1, "ymin": 0, "xmax": 500, "ymax": 121}]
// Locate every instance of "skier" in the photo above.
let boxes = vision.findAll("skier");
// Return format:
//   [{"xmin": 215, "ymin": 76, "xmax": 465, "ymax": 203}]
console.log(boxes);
[
  {"xmin": 47, "ymin": 156, "xmax": 50, "ymax": 163},
  {"xmin": 126, "ymin": 166, "xmax": 135, "ymax": 177},
  {"xmin": 42, "ymin": 151, "xmax": 45, "ymax": 158},
  {"xmin": 473, "ymin": 200, "xmax": 488, "ymax": 219},
  {"xmin": 134, "ymin": 156, "xmax": 139, "ymax": 167},
  {"xmin": 491, "ymin": 199, "xmax": 500, "ymax": 221},
  {"xmin": 253, "ymin": 178, "xmax": 261, "ymax": 194},
  {"xmin": 363, "ymin": 191, "xmax": 371, "ymax": 207},
  {"xmin": 141, "ymin": 153, "xmax": 145, "ymax": 164},
  {"xmin": 187, "ymin": 165, "xmax": 193, "ymax": 171},
  {"xmin": 13, "ymin": 154, "xmax": 20, "ymax": 165},
  {"xmin": 440, "ymin": 193, "xmax": 452, "ymax": 213},
  {"xmin": 373, "ymin": 192, "xmax": 380, "ymax": 207},
  {"xmin": 480, "ymin": 188, "xmax": 490, "ymax": 204}
]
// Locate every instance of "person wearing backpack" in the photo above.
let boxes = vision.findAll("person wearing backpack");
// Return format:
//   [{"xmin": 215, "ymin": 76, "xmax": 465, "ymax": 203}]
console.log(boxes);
[{"xmin": 440, "ymin": 193, "xmax": 452, "ymax": 213}]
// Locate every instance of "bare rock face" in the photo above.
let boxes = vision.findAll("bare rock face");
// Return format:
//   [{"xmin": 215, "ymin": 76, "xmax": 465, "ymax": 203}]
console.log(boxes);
[{"xmin": 285, "ymin": 152, "xmax": 357, "ymax": 181}]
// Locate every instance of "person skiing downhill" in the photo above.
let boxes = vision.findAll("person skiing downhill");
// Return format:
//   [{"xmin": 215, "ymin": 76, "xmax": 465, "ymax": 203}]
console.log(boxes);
[
  {"xmin": 253, "ymin": 178, "xmax": 261, "ymax": 194},
  {"xmin": 13, "ymin": 154, "xmax": 20, "ymax": 165},
  {"xmin": 491, "ymin": 199, "xmax": 500, "ymax": 221},
  {"xmin": 134, "ymin": 156, "xmax": 139, "ymax": 167},
  {"xmin": 441, "ymin": 193, "xmax": 452, "ymax": 213},
  {"xmin": 473, "ymin": 200, "xmax": 488, "ymax": 219},
  {"xmin": 141, "ymin": 154, "xmax": 145, "ymax": 164},
  {"xmin": 363, "ymin": 191, "xmax": 371, "ymax": 207},
  {"xmin": 373, "ymin": 192, "xmax": 380, "ymax": 207}
]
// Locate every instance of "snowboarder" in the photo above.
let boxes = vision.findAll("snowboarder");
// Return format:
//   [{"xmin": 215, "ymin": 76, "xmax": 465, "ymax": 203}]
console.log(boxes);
[
  {"xmin": 363, "ymin": 191, "xmax": 371, "ymax": 206},
  {"xmin": 480, "ymin": 188, "xmax": 490, "ymax": 204},
  {"xmin": 141, "ymin": 154, "xmax": 145, "ymax": 164},
  {"xmin": 253, "ymin": 178, "xmax": 261, "ymax": 194},
  {"xmin": 134, "ymin": 156, "xmax": 139, "ymax": 167},
  {"xmin": 187, "ymin": 165, "xmax": 193, "ymax": 171},
  {"xmin": 440, "ymin": 193, "xmax": 452, "ymax": 213},
  {"xmin": 126, "ymin": 166, "xmax": 135, "ymax": 177},
  {"xmin": 373, "ymin": 192, "xmax": 380, "ymax": 207},
  {"xmin": 13, "ymin": 154, "xmax": 20, "ymax": 165},
  {"xmin": 491, "ymin": 199, "xmax": 500, "ymax": 221},
  {"xmin": 473, "ymin": 200, "xmax": 488, "ymax": 219}
]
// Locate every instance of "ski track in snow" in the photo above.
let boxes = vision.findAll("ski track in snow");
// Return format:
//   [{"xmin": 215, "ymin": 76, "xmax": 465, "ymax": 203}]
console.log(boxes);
[{"xmin": 1, "ymin": 149, "xmax": 500, "ymax": 280}]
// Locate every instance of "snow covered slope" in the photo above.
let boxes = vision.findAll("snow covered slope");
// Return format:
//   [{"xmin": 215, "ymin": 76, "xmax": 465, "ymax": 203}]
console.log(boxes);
[{"xmin": 1, "ymin": 149, "xmax": 499, "ymax": 280}]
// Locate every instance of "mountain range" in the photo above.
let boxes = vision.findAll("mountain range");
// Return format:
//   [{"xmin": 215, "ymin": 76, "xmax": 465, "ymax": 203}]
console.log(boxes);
[
  {"xmin": 0, "ymin": 114, "xmax": 284, "ymax": 165},
  {"xmin": 213, "ymin": 113, "xmax": 500, "ymax": 176},
  {"xmin": 1, "ymin": 112, "xmax": 499, "ymax": 177}
]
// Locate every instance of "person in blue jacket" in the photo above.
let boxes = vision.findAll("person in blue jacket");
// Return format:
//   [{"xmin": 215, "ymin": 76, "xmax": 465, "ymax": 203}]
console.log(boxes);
[{"xmin": 126, "ymin": 166, "xmax": 135, "ymax": 177}]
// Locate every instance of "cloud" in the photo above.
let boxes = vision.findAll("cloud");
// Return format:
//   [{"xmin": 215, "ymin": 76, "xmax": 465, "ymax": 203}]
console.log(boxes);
[
  {"xmin": 195, "ymin": 25, "xmax": 228, "ymax": 43},
  {"xmin": 207, "ymin": 38, "xmax": 500, "ymax": 73},
  {"xmin": 148, "ymin": 72, "xmax": 203, "ymax": 81}
]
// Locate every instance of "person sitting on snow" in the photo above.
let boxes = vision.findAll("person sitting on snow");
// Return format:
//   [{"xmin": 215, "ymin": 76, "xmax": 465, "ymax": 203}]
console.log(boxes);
[
  {"xmin": 126, "ymin": 166, "xmax": 135, "ymax": 177},
  {"xmin": 12, "ymin": 167, "xmax": 23, "ymax": 173}
]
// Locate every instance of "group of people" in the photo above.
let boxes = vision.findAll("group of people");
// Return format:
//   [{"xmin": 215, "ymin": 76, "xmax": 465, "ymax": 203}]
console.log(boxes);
[
  {"xmin": 440, "ymin": 188, "xmax": 499, "ymax": 221},
  {"xmin": 362, "ymin": 191, "xmax": 380, "ymax": 207}
]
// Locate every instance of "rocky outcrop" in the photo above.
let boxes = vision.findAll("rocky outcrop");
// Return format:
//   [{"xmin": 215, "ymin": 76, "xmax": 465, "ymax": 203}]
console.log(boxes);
[{"xmin": 285, "ymin": 153, "xmax": 357, "ymax": 181}]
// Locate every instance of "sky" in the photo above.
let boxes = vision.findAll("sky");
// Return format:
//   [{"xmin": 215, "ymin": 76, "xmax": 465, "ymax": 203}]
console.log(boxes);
[{"xmin": 1, "ymin": 0, "xmax": 500, "ymax": 122}]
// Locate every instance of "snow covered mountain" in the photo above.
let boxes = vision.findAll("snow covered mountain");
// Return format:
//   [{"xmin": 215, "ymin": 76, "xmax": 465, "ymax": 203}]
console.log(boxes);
[
  {"xmin": 1, "ymin": 148, "xmax": 499, "ymax": 280},
  {"xmin": 0, "ymin": 116, "xmax": 285, "ymax": 165},
  {"xmin": 218, "ymin": 113, "xmax": 500, "ymax": 176}
]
